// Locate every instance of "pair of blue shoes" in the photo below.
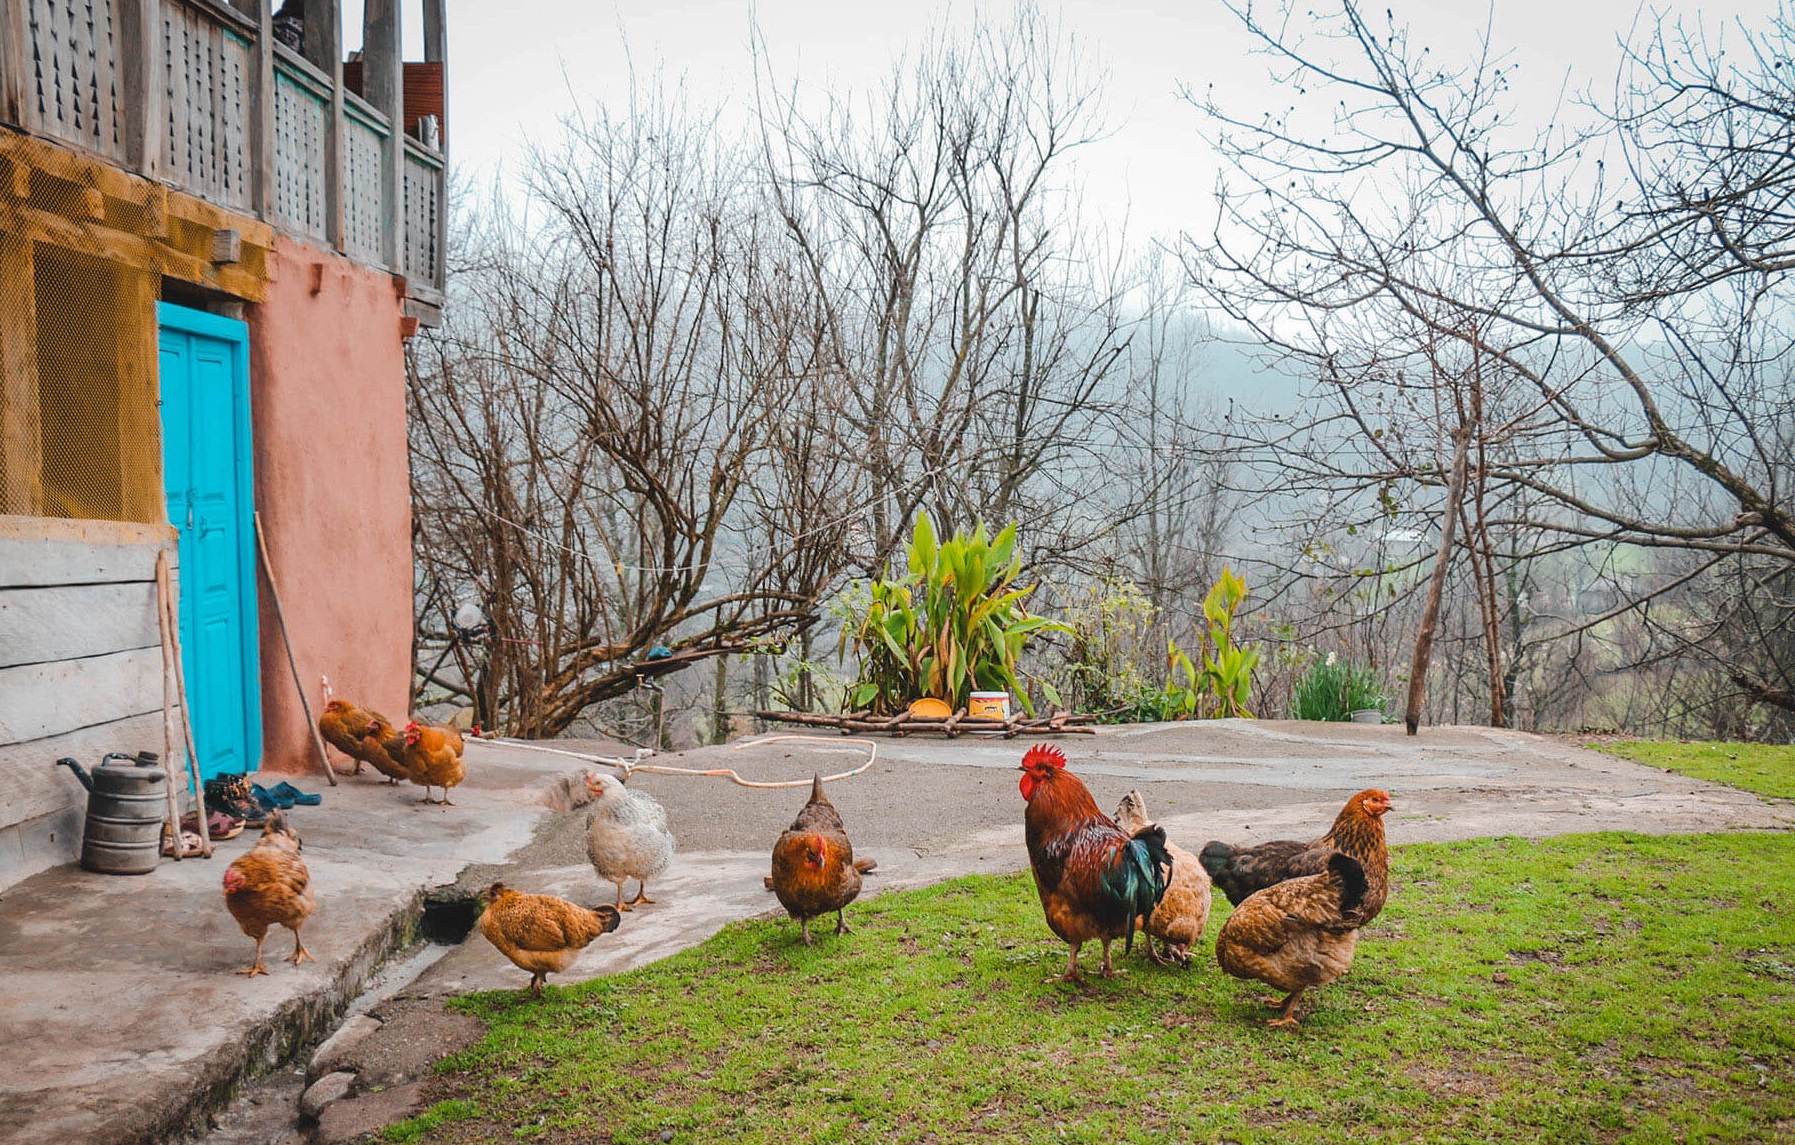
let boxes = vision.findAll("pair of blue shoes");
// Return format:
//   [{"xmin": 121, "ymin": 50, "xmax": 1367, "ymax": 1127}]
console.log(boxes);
[{"xmin": 251, "ymin": 781, "xmax": 322, "ymax": 810}]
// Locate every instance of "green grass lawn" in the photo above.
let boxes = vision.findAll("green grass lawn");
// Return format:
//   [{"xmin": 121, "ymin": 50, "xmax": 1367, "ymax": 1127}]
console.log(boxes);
[
  {"xmin": 1593, "ymin": 740, "xmax": 1795, "ymax": 800},
  {"xmin": 391, "ymin": 832, "xmax": 1795, "ymax": 1145}
]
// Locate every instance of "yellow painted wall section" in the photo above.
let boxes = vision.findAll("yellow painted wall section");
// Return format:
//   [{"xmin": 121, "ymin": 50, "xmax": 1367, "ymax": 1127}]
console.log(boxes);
[{"xmin": 249, "ymin": 237, "xmax": 413, "ymax": 774}]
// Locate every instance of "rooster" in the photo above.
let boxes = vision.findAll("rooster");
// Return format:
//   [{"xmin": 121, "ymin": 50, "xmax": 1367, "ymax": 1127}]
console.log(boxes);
[
  {"xmin": 476, "ymin": 882, "xmax": 622, "ymax": 997},
  {"xmin": 401, "ymin": 721, "xmax": 466, "ymax": 805},
  {"xmin": 1199, "ymin": 789, "xmax": 1392, "ymax": 924},
  {"xmin": 769, "ymin": 775, "xmax": 873, "ymax": 944},
  {"xmin": 1018, "ymin": 743, "xmax": 1172, "ymax": 982},
  {"xmin": 1215, "ymin": 851, "xmax": 1369, "ymax": 1027}
]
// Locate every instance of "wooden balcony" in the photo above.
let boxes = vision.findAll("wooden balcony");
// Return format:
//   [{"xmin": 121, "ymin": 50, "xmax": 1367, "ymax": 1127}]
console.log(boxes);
[{"xmin": 0, "ymin": 0, "xmax": 446, "ymax": 306}]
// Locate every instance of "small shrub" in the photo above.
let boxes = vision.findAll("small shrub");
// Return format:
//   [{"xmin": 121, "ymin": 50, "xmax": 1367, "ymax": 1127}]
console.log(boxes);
[{"xmin": 1291, "ymin": 654, "xmax": 1386, "ymax": 721}]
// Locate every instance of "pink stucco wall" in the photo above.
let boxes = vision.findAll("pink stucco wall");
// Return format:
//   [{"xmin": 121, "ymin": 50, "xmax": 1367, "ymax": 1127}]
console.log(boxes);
[{"xmin": 248, "ymin": 238, "xmax": 413, "ymax": 775}]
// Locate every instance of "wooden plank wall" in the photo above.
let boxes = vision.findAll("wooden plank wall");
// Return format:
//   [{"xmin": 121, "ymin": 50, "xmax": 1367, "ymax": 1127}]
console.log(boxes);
[{"xmin": 0, "ymin": 517, "xmax": 175, "ymax": 890}]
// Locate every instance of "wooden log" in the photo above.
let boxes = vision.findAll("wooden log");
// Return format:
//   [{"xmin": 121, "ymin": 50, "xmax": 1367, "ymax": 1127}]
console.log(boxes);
[
  {"xmin": 158, "ymin": 553, "xmax": 209, "ymax": 856},
  {"xmin": 153, "ymin": 553, "xmax": 185, "ymax": 860}
]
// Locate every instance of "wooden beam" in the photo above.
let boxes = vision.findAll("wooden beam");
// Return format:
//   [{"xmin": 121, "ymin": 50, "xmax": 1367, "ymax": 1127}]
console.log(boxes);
[
  {"xmin": 0, "ymin": 200, "xmax": 269, "ymax": 302},
  {"xmin": 363, "ymin": 0, "xmax": 403, "ymax": 270}
]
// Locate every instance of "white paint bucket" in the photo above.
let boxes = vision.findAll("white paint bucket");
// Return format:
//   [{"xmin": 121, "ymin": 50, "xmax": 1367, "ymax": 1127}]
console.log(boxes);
[{"xmin": 968, "ymin": 691, "xmax": 1010, "ymax": 719}]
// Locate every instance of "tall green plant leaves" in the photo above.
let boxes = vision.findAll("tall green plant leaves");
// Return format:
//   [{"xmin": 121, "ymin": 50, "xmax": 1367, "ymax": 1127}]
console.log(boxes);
[{"xmin": 844, "ymin": 513, "xmax": 1068, "ymax": 715}]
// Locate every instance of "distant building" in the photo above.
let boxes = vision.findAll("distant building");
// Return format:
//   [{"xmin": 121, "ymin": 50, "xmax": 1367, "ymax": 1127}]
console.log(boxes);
[{"xmin": 0, "ymin": 0, "xmax": 447, "ymax": 889}]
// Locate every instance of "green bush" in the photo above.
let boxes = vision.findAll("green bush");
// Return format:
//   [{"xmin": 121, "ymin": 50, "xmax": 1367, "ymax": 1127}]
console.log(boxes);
[
  {"xmin": 1291, "ymin": 654, "xmax": 1386, "ymax": 721},
  {"xmin": 842, "ymin": 514, "xmax": 1069, "ymax": 715}
]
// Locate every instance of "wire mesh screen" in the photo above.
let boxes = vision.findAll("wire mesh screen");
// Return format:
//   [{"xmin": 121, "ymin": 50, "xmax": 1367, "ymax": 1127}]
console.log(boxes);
[{"xmin": 0, "ymin": 171, "xmax": 163, "ymax": 523}]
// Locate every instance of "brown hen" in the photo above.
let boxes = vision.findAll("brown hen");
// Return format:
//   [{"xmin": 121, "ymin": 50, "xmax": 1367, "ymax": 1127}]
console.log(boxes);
[
  {"xmin": 477, "ymin": 882, "xmax": 622, "ymax": 996},
  {"xmin": 1215, "ymin": 852, "xmax": 1368, "ymax": 1027},
  {"xmin": 769, "ymin": 776, "xmax": 871, "ymax": 944},
  {"xmin": 221, "ymin": 812, "xmax": 315, "ymax": 977},
  {"xmin": 401, "ymin": 721, "xmax": 465, "ymax": 804}
]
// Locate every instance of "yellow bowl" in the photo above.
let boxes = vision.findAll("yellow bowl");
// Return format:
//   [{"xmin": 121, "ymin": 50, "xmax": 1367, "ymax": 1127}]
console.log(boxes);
[{"xmin": 906, "ymin": 697, "xmax": 953, "ymax": 719}]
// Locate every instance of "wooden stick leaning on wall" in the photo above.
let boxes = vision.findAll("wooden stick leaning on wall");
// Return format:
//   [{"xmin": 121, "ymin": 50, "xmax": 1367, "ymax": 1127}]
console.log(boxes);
[
  {"xmin": 158, "ymin": 552, "xmax": 211, "ymax": 856},
  {"xmin": 254, "ymin": 511, "xmax": 338, "ymax": 785},
  {"xmin": 154, "ymin": 552, "xmax": 193, "ymax": 857}
]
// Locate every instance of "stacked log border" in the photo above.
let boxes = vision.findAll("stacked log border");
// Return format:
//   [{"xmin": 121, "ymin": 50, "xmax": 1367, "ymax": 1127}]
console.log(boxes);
[{"xmin": 755, "ymin": 708, "xmax": 1097, "ymax": 738}]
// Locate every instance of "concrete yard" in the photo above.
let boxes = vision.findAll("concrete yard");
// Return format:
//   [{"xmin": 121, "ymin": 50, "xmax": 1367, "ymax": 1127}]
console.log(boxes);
[
  {"xmin": 1, "ymin": 721, "xmax": 1788, "ymax": 1145},
  {"xmin": 0, "ymin": 740, "xmax": 600, "ymax": 1145}
]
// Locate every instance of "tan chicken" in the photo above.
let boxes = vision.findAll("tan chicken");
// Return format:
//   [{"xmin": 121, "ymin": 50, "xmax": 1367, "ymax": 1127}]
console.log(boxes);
[
  {"xmin": 221, "ymin": 812, "xmax": 315, "ymax": 977},
  {"xmin": 318, "ymin": 698, "xmax": 376, "ymax": 775},
  {"xmin": 356, "ymin": 713, "xmax": 409, "ymax": 783},
  {"xmin": 1113, "ymin": 789, "xmax": 1211, "ymax": 967},
  {"xmin": 1215, "ymin": 852, "xmax": 1368, "ymax": 1027},
  {"xmin": 476, "ymin": 882, "xmax": 622, "ymax": 997},
  {"xmin": 401, "ymin": 721, "xmax": 465, "ymax": 804},
  {"xmin": 769, "ymin": 776, "xmax": 874, "ymax": 944}
]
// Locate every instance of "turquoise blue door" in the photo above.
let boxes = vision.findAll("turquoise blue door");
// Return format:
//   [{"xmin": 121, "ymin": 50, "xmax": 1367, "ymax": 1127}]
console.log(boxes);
[{"xmin": 158, "ymin": 302, "xmax": 261, "ymax": 778}]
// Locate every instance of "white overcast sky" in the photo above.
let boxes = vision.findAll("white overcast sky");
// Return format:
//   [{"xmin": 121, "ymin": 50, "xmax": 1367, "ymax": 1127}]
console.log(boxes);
[{"xmin": 391, "ymin": 0, "xmax": 1776, "ymax": 245}]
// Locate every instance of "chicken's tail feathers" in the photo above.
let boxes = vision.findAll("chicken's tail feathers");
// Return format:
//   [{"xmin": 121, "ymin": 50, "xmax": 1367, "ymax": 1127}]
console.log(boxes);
[
  {"xmin": 853, "ymin": 856, "xmax": 878, "ymax": 875},
  {"xmin": 1327, "ymin": 851, "xmax": 1369, "ymax": 917},
  {"xmin": 1110, "ymin": 825, "xmax": 1172, "ymax": 955},
  {"xmin": 809, "ymin": 774, "xmax": 829, "ymax": 805}
]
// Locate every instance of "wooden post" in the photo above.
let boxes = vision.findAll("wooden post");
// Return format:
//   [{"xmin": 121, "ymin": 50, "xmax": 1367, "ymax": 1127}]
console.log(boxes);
[
  {"xmin": 0, "ymin": 233, "xmax": 41, "ymax": 515},
  {"xmin": 302, "ymin": 0, "xmax": 344, "ymax": 250},
  {"xmin": 422, "ymin": 0, "xmax": 447, "ymax": 292},
  {"xmin": 0, "ymin": 0, "xmax": 30, "ymax": 131},
  {"xmin": 254, "ymin": 512, "xmax": 340, "ymax": 784},
  {"xmin": 118, "ymin": 0, "xmax": 163, "ymax": 175},
  {"xmin": 362, "ymin": 0, "xmax": 403, "ymax": 271},
  {"xmin": 252, "ymin": 0, "xmax": 276, "ymax": 217},
  {"xmin": 1404, "ymin": 427, "xmax": 1472, "ymax": 736}
]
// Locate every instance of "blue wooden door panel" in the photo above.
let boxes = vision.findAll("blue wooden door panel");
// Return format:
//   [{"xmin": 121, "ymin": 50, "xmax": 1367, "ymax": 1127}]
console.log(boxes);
[{"xmin": 158, "ymin": 302, "xmax": 261, "ymax": 779}]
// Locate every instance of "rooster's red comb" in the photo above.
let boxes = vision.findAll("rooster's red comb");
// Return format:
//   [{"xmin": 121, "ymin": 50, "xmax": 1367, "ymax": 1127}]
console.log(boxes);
[{"xmin": 1021, "ymin": 743, "xmax": 1067, "ymax": 770}]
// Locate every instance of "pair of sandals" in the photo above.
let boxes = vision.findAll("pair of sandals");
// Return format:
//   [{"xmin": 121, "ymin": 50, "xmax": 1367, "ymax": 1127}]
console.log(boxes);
[{"xmin": 252, "ymin": 781, "xmax": 322, "ymax": 811}]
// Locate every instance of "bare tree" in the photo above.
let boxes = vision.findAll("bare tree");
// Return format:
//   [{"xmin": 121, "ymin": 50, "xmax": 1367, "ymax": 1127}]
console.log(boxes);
[
  {"xmin": 409, "ymin": 86, "xmax": 852, "ymax": 736},
  {"xmin": 1185, "ymin": 0, "xmax": 1795, "ymax": 733}
]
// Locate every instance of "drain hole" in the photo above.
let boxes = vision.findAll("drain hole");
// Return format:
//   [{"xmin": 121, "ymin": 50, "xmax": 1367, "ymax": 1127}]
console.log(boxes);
[{"xmin": 420, "ymin": 887, "xmax": 482, "ymax": 944}]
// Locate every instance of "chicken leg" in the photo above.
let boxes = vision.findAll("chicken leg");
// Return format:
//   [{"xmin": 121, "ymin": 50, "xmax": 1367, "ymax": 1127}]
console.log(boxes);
[
  {"xmin": 1052, "ymin": 942, "xmax": 1084, "ymax": 983},
  {"xmin": 1098, "ymin": 938, "xmax": 1125, "ymax": 978},
  {"xmin": 613, "ymin": 880, "xmax": 634, "ymax": 912},
  {"xmin": 286, "ymin": 928, "xmax": 313, "ymax": 966},
  {"xmin": 238, "ymin": 933, "xmax": 269, "ymax": 977},
  {"xmin": 835, "ymin": 909, "xmax": 851, "ymax": 936},
  {"xmin": 625, "ymin": 880, "xmax": 654, "ymax": 907},
  {"xmin": 799, "ymin": 917, "xmax": 814, "ymax": 945},
  {"xmin": 1264, "ymin": 989, "xmax": 1306, "ymax": 1027}
]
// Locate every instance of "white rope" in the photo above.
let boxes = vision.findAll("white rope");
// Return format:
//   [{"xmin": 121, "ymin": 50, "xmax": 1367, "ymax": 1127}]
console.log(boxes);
[{"xmin": 479, "ymin": 732, "xmax": 878, "ymax": 789}]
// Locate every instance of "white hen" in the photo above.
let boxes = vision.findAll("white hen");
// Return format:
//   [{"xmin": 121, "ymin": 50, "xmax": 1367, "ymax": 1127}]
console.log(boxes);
[{"xmin": 584, "ymin": 771, "xmax": 675, "ymax": 911}]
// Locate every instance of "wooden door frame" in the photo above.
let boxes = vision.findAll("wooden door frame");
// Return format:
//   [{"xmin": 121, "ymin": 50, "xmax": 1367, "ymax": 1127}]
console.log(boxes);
[{"xmin": 156, "ymin": 301, "xmax": 262, "ymax": 776}]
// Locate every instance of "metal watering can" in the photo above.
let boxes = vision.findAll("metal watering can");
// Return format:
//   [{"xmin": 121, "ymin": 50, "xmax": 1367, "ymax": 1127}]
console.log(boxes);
[{"xmin": 56, "ymin": 753, "xmax": 167, "ymax": 875}]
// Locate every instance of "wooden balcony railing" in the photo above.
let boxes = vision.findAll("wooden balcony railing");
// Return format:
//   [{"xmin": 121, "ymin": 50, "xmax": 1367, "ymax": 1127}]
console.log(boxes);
[{"xmin": 0, "ymin": 0, "xmax": 446, "ymax": 305}]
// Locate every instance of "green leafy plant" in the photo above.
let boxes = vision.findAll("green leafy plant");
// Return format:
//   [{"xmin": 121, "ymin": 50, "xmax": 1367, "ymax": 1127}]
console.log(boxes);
[
  {"xmin": 1056, "ymin": 575, "xmax": 1160, "ymax": 716},
  {"xmin": 1151, "ymin": 569, "xmax": 1263, "ymax": 721},
  {"xmin": 1198, "ymin": 567, "xmax": 1260, "ymax": 718},
  {"xmin": 1291, "ymin": 653, "xmax": 1388, "ymax": 721},
  {"xmin": 844, "ymin": 514, "xmax": 1069, "ymax": 716}
]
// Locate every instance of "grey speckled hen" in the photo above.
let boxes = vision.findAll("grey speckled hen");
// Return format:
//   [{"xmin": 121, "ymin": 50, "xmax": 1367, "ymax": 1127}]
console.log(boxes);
[{"xmin": 583, "ymin": 771, "xmax": 676, "ymax": 911}]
